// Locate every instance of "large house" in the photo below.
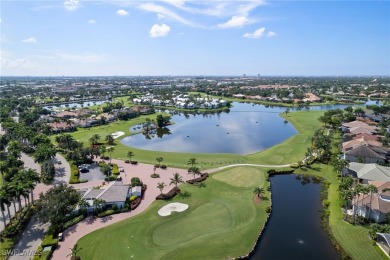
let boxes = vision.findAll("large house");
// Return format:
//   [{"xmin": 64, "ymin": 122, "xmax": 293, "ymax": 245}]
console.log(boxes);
[
  {"xmin": 344, "ymin": 162, "xmax": 390, "ymax": 184},
  {"xmin": 78, "ymin": 181, "xmax": 141, "ymax": 212},
  {"xmin": 343, "ymin": 145, "xmax": 387, "ymax": 164},
  {"xmin": 353, "ymin": 182, "xmax": 390, "ymax": 223}
]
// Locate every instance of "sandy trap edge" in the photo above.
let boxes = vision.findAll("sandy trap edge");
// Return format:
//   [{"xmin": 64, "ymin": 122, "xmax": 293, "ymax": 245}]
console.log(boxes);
[{"xmin": 158, "ymin": 203, "xmax": 189, "ymax": 217}]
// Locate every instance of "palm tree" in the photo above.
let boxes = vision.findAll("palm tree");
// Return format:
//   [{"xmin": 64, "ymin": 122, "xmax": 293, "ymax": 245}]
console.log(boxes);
[
  {"xmin": 367, "ymin": 184, "xmax": 378, "ymax": 219},
  {"xmin": 187, "ymin": 158, "xmax": 197, "ymax": 168},
  {"xmin": 0, "ymin": 186, "xmax": 12, "ymax": 226},
  {"xmin": 340, "ymin": 189, "xmax": 354, "ymax": 220},
  {"xmin": 99, "ymin": 145, "xmax": 107, "ymax": 159},
  {"xmin": 253, "ymin": 186, "xmax": 265, "ymax": 198},
  {"xmin": 156, "ymin": 157, "xmax": 163, "ymax": 167},
  {"xmin": 93, "ymin": 198, "xmax": 105, "ymax": 213},
  {"xmin": 353, "ymin": 183, "xmax": 364, "ymax": 224},
  {"xmin": 188, "ymin": 166, "xmax": 200, "ymax": 182},
  {"xmin": 78, "ymin": 198, "xmax": 90, "ymax": 215},
  {"xmin": 89, "ymin": 134, "xmax": 101, "ymax": 147},
  {"xmin": 157, "ymin": 182, "xmax": 166, "ymax": 194},
  {"xmin": 169, "ymin": 173, "xmax": 183, "ymax": 188},
  {"xmin": 22, "ymin": 168, "xmax": 40, "ymax": 202},
  {"xmin": 107, "ymin": 146, "xmax": 115, "ymax": 164},
  {"xmin": 67, "ymin": 243, "xmax": 82, "ymax": 260},
  {"xmin": 127, "ymin": 151, "xmax": 134, "ymax": 162},
  {"xmin": 105, "ymin": 134, "xmax": 114, "ymax": 145}
]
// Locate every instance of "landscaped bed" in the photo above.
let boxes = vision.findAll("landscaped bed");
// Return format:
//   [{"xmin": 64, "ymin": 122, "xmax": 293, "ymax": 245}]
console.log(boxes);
[{"xmin": 76, "ymin": 167, "xmax": 270, "ymax": 259}]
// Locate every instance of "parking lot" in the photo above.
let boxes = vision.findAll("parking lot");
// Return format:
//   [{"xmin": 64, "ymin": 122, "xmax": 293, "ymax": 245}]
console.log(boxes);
[{"xmin": 79, "ymin": 163, "xmax": 106, "ymax": 181}]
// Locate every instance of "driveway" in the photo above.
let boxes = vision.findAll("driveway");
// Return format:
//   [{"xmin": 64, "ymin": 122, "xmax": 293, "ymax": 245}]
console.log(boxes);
[{"xmin": 78, "ymin": 163, "xmax": 105, "ymax": 182}]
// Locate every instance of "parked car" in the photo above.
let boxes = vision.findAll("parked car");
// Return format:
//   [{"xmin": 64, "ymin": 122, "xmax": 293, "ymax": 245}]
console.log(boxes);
[
  {"xmin": 58, "ymin": 233, "xmax": 64, "ymax": 241},
  {"xmin": 58, "ymin": 161, "xmax": 62, "ymax": 164}
]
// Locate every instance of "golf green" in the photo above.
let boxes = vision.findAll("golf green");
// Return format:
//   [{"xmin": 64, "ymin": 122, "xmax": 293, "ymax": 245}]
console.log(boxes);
[{"xmin": 77, "ymin": 167, "xmax": 270, "ymax": 259}]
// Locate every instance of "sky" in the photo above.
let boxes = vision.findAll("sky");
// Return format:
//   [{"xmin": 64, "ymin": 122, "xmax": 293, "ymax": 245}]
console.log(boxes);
[{"xmin": 0, "ymin": 0, "xmax": 389, "ymax": 76}]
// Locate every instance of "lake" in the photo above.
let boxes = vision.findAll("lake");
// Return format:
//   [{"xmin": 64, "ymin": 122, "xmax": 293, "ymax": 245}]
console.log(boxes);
[
  {"xmin": 121, "ymin": 102, "xmax": 368, "ymax": 154},
  {"xmin": 250, "ymin": 174, "xmax": 340, "ymax": 260}
]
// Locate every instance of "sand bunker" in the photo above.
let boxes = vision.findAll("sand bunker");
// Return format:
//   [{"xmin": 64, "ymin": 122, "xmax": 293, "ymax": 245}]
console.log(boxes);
[
  {"xmin": 111, "ymin": 131, "xmax": 125, "ymax": 139},
  {"xmin": 158, "ymin": 203, "xmax": 189, "ymax": 217}
]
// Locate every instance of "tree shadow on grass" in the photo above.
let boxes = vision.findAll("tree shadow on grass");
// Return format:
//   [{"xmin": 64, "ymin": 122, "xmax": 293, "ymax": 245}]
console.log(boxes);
[{"xmin": 178, "ymin": 191, "xmax": 191, "ymax": 199}]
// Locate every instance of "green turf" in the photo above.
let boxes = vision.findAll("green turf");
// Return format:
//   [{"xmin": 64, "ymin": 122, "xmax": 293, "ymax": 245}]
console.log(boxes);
[
  {"xmin": 212, "ymin": 166, "xmax": 265, "ymax": 187},
  {"xmin": 77, "ymin": 167, "xmax": 270, "ymax": 260}
]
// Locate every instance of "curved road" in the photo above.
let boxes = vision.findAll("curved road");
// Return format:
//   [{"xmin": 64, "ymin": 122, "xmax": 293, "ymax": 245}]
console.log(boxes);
[{"xmin": 6, "ymin": 153, "xmax": 70, "ymax": 260}]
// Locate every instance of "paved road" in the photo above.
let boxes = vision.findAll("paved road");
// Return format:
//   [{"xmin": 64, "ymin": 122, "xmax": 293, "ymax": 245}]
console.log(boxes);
[{"xmin": 2, "ymin": 153, "xmax": 71, "ymax": 260}]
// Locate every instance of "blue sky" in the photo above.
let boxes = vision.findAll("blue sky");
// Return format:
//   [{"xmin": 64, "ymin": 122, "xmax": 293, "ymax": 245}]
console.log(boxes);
[{"xmin": 1, "ymin": 0, "xmax": 389, "ymax": 76}]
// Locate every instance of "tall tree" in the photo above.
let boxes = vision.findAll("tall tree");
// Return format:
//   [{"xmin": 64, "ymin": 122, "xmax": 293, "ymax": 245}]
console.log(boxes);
[
  {"xmin": 127, "ymin": 151, "xmax": 134, "ymax": 162},
  {"xmin": 105, "ymin": 134, "xmax": 114, "ymax": 145},
  {"xmin": 187, "ymin": 158, "xmax": 197, "ymax": 168},
  {"xmin": 35, "ymin": 184, "xmax": 80, "ymax": 230},
  {"xmin": 107, "ymin": 146, "xmax": 115, "ymax": 164},
  {"xmin": 157, "ymin": 182, "xmax": 166, "ymax": 194},
  {"xmin": 367, "ymin": 185, "xmax": 378, "ymax": 219},
  {"xmin": 156, "ymin": 157, "xmax": 164, "ymax": 167},
  {"xmin": 253, "ymin": 186, "xmax": 265, "ymax": 198},
  {"xmin": 169, "ymin": 173, "xmax": 183, "ymax": 188}
]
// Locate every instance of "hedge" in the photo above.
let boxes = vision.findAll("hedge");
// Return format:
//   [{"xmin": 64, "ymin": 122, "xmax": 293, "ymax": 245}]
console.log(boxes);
[
  {"xmin": 41, "ymin": 234, "xmax": 58, "ymax": 248},
  {"xmin": 98, "ymin": 209, "xmax": 117, "ymax": 218},
  {"xmin": 186, "ymin": 173, "xmax": 209, "ymax": 184},
  {"xmin": 130, "ymin": 197, "xmax": 142, "ymax": 210},
  {"xmin": 69, "ymin": 162, "xmax": 80, "ymax": 184},
  {"xmin": 0, "ymin": 206, "xmax": 35, "ymax": 238},
  {"xmin": 156, "ymin": 187, "xmax": 181, "ymax": 200},
  {"xmin": 63, "ymin": 215, "xmax": 86, "ymax": 230}
]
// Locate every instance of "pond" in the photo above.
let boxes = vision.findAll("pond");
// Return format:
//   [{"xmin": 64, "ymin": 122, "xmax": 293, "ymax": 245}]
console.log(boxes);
[
  {"xmin": 121, "ymin": 101, "xmax": 372, "ymax": 155},
  {"xmin": 250, "ymin": 174, "xmax": 340, "ymax": 260}
]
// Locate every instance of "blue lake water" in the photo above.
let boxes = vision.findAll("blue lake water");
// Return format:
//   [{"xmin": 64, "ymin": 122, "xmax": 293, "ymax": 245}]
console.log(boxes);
[{"xmin": 121, "ymin": 101, "xmax": 372, "ymax": 154}]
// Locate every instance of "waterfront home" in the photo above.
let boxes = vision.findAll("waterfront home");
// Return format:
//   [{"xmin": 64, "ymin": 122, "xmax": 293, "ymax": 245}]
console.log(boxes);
[
  {"xmin": 47, "ymin": 121, "xmax": 76, "ymax": 133},
  {"xmin": 344, "ymin": 163, "xmax": 390, "ymax": 184},
  {"xmin": 343, "ymin": 145, "xmax": 387, "ymax": 164},
  {"xmin": 353, "ymin": 182, "xmax": 390, "ymax": 223}
]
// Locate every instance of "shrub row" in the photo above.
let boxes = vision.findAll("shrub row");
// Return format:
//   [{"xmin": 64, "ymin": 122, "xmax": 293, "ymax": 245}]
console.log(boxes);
[
  {"xmin": 41, "ymin": 234, "xmax": 59, "ymax": 248},
  {"xmin": 63, "ymin": 214, "xmax": 86, "ymax": 230},
  {"xmin": 130, "ymin": 197, "xmax": 142, "ymax": 210},
  {"xmin": 0, "ymin": 206, "xmax": 35, "ymax": 238},
  {"xmin": 69, "ymin": 162, "xmax": 80, "ymax": 184},
  {"xmin": 97, "ymin": 209, "xmax": 117, "ymax": 218},
  {"xmin": 267, "ymin": 169, "xmax": 295, "ymax": 176},
  {"xmin": 186, "ymin": 173, "xmax": 209, "ymax": 184},
  {"xmin": 156, "ymin": 187, "xmax": 181, "ymax": 200}
]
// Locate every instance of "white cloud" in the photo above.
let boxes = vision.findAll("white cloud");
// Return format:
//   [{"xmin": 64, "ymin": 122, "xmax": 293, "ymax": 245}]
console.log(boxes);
[
  {"xmin": 64, "ymin": 0, "xmax": 79, "ymax": 11},
  {"xmin": 218, "ymin": 16, "xmax": 250, "ymax": 29},
  {"xmin": 88, "ymin": 19, "xmax": 96, "ymax": 24},
  {"xmin": 22, "ymin": 37, "xmax": 37, "ymax": 43},
  {"xmin": 267, "ymin": 31, "xmax": 276, "ymax": 37},
  {"xmin": 243, "ymin": 27, "xmax": 266, "ymax": 39},
  {"xmin": 149, "ymin": 24, "xmax": 171, "ymax": 38},
  {"xmin": 117, "ymin": 9, "xmax": 129, "ymax": 16},
  {"xmin": 0, "ymin": 51, "xmax": 40, "ymax": 70},
  {"xmin": 139, "ymin": 3, "xmax": 195, "ymax": 27}
]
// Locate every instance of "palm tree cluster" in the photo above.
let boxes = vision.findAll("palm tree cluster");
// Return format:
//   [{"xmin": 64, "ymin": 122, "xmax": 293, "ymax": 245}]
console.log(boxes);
[{"xmin": 0, "ymin": 140, "xmax": 40, "ymax": 228}]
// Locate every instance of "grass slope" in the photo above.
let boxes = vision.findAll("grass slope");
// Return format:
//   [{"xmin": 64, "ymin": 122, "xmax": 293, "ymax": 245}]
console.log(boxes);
[{"xmin": 77, "ymin": 167, "xmax": 270, "ymax": 260}]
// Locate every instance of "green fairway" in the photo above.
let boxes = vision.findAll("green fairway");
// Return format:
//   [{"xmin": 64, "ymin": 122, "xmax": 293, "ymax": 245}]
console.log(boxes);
[
  {"xmin": 212, "ymin": 166, "xmax": 265, "ymax": 187},
  {"xmin": 77, "ymin": 167, "xmax": 270, "ymax": 260}
]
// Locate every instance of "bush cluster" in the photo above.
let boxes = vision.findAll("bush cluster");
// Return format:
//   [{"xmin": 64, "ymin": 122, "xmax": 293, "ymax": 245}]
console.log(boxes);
[
  {"xmin": 69, "ymin": 162, "xmax": 80, "ymax": 184},
  {"xmin": 130, "ymin": 197, "xmax": 142, "ymax": 210},
  {"xmin": 1, "ymin": 206, "xmax": 35, "ymax": 238},
  {"xmin": 131, "ymin": 161, "xmax": 138, "ymax": 165},
  {"xmin": 156, "ymin": 187, "xmax": 181, "ymax": 200},
  {"xmin": 63, "ymin": 215, "xmax": 86, "ymax": 230},
  {"xmin": 186, "ymin": 173, "xmax": 209, "ymax": 184},
  {"xmin": 98, "ymin": 209, "xmax": 117, "ymax": 218}
]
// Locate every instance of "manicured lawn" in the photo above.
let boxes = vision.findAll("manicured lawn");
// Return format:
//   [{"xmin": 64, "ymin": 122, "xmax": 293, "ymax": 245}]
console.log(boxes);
[
  {"xmin": 295, "ymin": 163, "xmax": 385, "ymax": 260},
  {"xmin": 212, "ymin": 166, "xmax": 265, "ymax": 187},
  {"xmin": 77, "ymin": 167, "xmax": 270, "ymax": 260}
]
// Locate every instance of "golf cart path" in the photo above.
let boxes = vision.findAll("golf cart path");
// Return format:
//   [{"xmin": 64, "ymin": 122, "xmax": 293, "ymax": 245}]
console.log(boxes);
[{"xmin": 52, "ymin": 160, "xmax": 291, "ymax": 259}]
